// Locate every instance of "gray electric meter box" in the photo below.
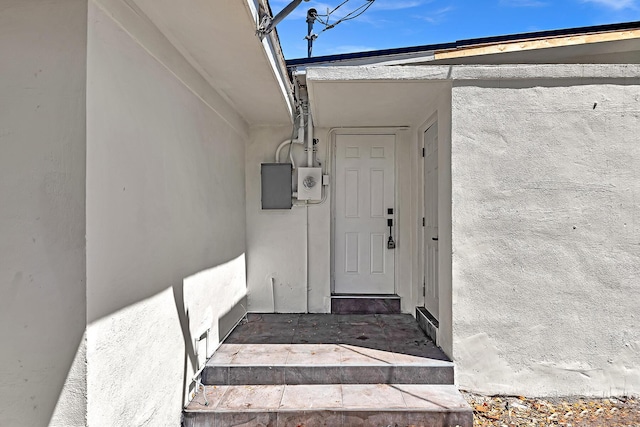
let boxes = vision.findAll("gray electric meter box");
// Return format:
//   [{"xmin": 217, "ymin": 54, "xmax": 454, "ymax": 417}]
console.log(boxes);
[{"xmin": 261, "ymin": 163, "xmax": 292, "ymax": 209}]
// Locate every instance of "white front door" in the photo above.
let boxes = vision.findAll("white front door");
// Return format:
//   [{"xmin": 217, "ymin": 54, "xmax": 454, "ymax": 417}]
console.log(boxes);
[
  {"xmin": 424, "ymin": 123, "xmax": 439, "ymax": 319},
  {"xmin": 334, "ymin": 134, "xmax": 395, "ymax": 294}
]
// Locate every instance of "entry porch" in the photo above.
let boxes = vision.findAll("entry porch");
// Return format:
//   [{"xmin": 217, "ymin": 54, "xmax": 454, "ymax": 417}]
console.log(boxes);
[{"xmin": 184, "ymin": 313, "xmax": 472, "ymax": 427}]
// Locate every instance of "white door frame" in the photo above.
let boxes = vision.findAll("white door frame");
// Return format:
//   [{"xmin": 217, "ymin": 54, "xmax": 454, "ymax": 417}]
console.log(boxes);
[
  {"xmin": 423, "ymin": 121, "xmax": 439, "ymax": 319},
  {"xmin": 330, "ymin": 128, "xmax": 402, "ymax": 295},
  {"xmin": 417, "ymin": 115, "xmax": 439, "ymax": 313}
]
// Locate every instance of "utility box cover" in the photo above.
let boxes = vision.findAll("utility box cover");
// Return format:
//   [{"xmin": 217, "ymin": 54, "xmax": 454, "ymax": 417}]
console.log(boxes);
[
  {"xmin": 261, "ymin": 163, "xmax": 292, "ymax": 209},
  {"xmin": 297, "ymin": 167, "xmax": 322, "ymax": 201}
]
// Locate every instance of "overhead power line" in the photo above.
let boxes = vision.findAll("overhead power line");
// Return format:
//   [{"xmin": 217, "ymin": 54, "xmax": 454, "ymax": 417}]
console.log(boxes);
[{"xmin": 305, "ymin": 0, "xmax": 376, "ymax": 57}]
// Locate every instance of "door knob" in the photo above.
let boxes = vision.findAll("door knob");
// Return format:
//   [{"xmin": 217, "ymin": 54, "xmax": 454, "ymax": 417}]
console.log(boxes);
[{"xmin": 432, "ymin": 237, "xmax": 438, "ymax": 241}]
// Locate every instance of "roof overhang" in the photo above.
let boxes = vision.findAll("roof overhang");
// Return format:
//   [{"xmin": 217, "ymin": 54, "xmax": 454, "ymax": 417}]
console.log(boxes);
[
  {"xmin": 305, "ymin": 66, "xmax": 452, "ymax": 128},
  {"xmin": 304, "ymin": 64, "xmax": 640, "ymax": 128},
  {"xmin": 126, "ymin": 0, "xmax": 294, "ymax": 125}
]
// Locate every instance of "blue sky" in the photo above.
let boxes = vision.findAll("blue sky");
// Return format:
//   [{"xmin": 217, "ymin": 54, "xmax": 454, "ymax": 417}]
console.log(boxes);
[{"xmin": 271, "ymin": 0, "xmax": 640, "ymax": 59}]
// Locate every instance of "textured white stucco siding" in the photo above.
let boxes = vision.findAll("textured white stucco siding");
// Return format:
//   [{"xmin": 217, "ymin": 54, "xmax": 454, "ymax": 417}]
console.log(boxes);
[
  {"xmin": 245, "ymin": 126, "xmax": 417, "ymax": 315},
  {"xmin": 246, "ymin": 127, "xmax": 314, "ymax": 313},
  {"xmin": 451, "ymin": 76, "xmax": 640, "ymax": 396},
  {"xmin": 0, "ymin": 1, "xmax": 88, "ymax": 426},
  {"xmin": 86, "ymin": 3, "xmax": 248, "ymax": 425}
]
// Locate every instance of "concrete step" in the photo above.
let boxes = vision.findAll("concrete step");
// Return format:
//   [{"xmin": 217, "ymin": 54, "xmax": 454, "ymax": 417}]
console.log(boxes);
[
  {"xmin": 183, "ymin": 384, "xmax": 473, "ymax": 427},
  {"xmin": 202, "ymin": 344, "xmax": 454, "ymax": 386},
  {"xmin": 331, "ymin": 294, "xmax": 401, "ymax": 314}
]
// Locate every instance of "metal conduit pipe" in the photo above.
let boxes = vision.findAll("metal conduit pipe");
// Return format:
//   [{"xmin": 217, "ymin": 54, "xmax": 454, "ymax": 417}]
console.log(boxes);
[
  {"xmin": 275, "ymin": 81, "xmax": 305, "ymax": 165},
  {"xmin": 258, "ymin": 0, "xmax": 310, "ymax": 39},
  {"xmin": 274, "ymin": 139, "xmax": 299, "ymax": 164},
  {"xmin": 306, "ymin": 104, "xmax": 314, "ymax": 167},
  {"xmin": 274, "ymin": 111, "xmax": 304, "ymax": 165}
]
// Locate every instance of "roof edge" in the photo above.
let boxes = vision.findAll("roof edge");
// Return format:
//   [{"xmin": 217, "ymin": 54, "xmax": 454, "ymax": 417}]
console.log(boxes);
[{"xmin": 286, "ymin": 20, "xmax": 640, "ymax": 67}]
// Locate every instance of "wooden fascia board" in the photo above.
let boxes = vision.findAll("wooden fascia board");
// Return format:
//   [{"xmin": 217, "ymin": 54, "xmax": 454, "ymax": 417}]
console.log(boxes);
[{"xmin": 434, "ymin": 29, "xmax": 640, "ymax": 60}]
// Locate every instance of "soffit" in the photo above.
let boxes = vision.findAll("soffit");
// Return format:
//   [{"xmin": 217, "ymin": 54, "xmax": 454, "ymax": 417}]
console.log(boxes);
[
  {"xmin": 130, "ymin": 0, "xmax": 293, "ymax": 125},
  {"xmin": 307, "ymin": 77, "xmax": 449, "ymax": 128}
]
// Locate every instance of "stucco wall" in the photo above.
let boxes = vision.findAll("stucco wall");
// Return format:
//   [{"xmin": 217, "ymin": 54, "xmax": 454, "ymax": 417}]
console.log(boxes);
[
  {"xmin": 0, "ymin": 1, "xmax": 88, "ymax": 426},
  {"xmin": 245, "ymin": 125, "xmax": 418, "ymax": 314},
  {"xmin": 86, "ymin": 2, "xmax": 249, "ymax": 425},
  {"xmin": 246, "ymin": 126, "xmax": 321, "ymax": 313},
  {"xmin": 451, "ymin": 70, "xmax": 640, "ymax": 396}
]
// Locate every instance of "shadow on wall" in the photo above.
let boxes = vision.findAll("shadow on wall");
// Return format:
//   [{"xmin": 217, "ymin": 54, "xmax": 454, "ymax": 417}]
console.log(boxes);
[
  {"xmin": 46, "ymin": 253, "xmax": 247, "ymax": 425},
  {"xmin": 86, "ymin": 239, "xmax": 246, "ymax": 323},
  {"xmin": 172, "ymin": 255, "xmax": 248, "ymax": 411},
  {"xmin": 173, "ymin": 282, "xmax": 249, "ymax": 409},
  {"xmin": 173, "ymin": 285, "xmax": 197, "ymax": 409}
]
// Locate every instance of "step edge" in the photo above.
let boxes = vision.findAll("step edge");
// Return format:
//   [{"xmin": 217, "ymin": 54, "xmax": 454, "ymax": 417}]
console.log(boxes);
[
  {"xmin": 185, "ymin": 385, "xmax": 472, "ymax": 413},
  {"xmin": 185, "ymin": 408, "xmax": 473, "ymax": 414},
  {"xmin": 204, "ymin": 362, "xmax": 454, "ymax": 367}
]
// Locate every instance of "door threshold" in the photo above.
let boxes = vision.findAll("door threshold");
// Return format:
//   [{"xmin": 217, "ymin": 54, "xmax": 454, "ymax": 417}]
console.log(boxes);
[
  {"xmin": 332, "ymin": 293, "xmax": 400, "ymax": 299},
  {"xmin": 331, "ymin": 294, "xmax": 401, "ymax": 314}
]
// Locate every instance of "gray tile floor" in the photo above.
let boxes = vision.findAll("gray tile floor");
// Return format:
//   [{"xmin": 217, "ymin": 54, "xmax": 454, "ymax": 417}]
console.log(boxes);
[{"xmin": 225, "ymin": 313, "xmax": 449, "ymax": 361}]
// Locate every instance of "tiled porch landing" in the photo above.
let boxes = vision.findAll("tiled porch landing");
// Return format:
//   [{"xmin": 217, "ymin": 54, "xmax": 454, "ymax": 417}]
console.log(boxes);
[
  {"xmin": 222, "ymin": 313, "xmax": 449, "ymax": 358},
  {"xmin": 184, "ymin": 314, "xmax": 472, "ymax": 427}
]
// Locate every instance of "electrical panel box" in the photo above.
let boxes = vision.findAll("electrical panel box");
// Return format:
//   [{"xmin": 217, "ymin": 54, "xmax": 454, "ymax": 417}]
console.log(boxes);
[
  {"xmin": 261, "ymin": 163, "xmax": 292, "ymax": 209},
  {"xmin": 297, "ymin": 167, "xmax": 322, "ymax": 201}
]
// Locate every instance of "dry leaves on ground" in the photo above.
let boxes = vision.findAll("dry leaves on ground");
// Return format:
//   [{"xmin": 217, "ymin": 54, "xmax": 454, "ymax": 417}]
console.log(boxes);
[{"xmin": 463, "ymin": 392, "xmax": 640, "ymax": 427}]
